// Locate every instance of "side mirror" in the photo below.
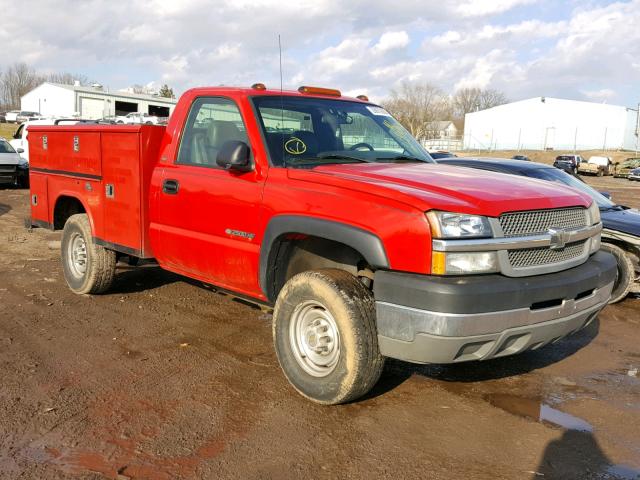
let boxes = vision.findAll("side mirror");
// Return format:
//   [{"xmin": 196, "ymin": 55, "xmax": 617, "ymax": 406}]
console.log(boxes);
[
  {"xmin": 16, "ymin": 148, "xmax": 24, "ymax": 153},
  {"xmin": 599, "ymin": 191, "xmax": 611, "ymax": 199},
  {"xmin": 216, "ymin": 140, "xmax": 252, "ymax": 172}
]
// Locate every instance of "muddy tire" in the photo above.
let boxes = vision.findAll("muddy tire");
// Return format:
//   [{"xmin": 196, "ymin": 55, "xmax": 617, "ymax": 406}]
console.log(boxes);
[
  {"xmin": 273, "ymin": 269, "xmax": 384, "ymax": 405},
  {"xmin": 61, "ymin": 214, "xmax": 116, "ymax": 294},
  {"xmin": 601, "ymin": 243, "xmax": 634, "ymax": 303}
]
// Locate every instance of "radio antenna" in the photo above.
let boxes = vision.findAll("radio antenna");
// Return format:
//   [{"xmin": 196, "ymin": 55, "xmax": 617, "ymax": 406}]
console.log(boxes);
[{"xmin": 279, "ymin": 34, "xmax": 286, "ymax": 167}]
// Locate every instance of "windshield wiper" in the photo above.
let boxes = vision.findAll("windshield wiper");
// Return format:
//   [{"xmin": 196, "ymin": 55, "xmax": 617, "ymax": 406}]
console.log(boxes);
[{"xmin": 316, "ymin": 153, "xmax": 375, "ymax": 163}]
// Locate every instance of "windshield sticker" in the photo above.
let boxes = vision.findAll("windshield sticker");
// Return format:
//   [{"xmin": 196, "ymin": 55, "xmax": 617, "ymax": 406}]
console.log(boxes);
[
  {"xmin": 284, "ymin": 137, "xmax": 307, "ymax": 155},
  {"xmin": 366, "ymin": 106, "xmax": 391, "ymax": 116}
]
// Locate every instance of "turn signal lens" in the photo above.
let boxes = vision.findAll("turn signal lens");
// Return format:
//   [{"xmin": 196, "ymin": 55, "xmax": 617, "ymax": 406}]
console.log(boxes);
[
  {"xmin": 431, "ymin": 251, "xmax": 447, "ymax": 275},
  {"xmin": 298, "ymin": 86, "xmax": 341, "ymax": 97}
]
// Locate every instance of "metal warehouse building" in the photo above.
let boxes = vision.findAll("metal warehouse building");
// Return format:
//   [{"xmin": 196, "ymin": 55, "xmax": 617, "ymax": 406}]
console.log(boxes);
[
  {"xmin": 21, "ymin": 82, "xmax": 177, "ymax": 120},
  {"xmin": 464, "ymin": 97, "xmax": 639, "ymax": 151}
]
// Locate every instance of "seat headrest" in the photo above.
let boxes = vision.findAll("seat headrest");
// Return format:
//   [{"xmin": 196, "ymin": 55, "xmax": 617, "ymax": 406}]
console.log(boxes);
[{"xmin": 208, "ymin": 120, "xmax": 245, "ymax": 147}]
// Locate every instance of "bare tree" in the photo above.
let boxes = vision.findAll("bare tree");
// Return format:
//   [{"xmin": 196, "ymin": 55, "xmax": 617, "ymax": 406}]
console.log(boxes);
[
  {"xmin": 382, "ymin": 82, "xmax": 451, "ymax": 142},
  {"xmin": 453, "ymin": 87, "xmax": 508, "ymax": 119},
  {"xmin": 1, "ymin": 63, "xmax": 44, "ymax": 109},
  {"xmin": 47, "ymin": 72, "xmax": 89, "ymax": 86}
]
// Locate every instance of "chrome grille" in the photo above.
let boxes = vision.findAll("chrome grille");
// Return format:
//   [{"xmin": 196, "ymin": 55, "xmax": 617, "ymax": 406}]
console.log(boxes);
[
  {"xmin": 0, "ymin": 165, "xmax": 17, "ymax": 173},
  {"xmin": 508, "ymin": 241, "xmax": 587, "ymax": 268},
  {"xmin": 499, "ymin": 207, "xmax": 587, "ymax": 237}
]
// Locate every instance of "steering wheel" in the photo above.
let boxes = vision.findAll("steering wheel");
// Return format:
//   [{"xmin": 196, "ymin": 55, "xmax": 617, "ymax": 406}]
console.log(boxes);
[{"xmin": 349, "ymin": 142, "xmax": 374, "ymax": 151}]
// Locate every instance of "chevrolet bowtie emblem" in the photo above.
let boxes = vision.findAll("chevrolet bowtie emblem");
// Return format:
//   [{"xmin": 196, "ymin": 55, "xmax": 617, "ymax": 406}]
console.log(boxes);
[{"xmin": 548, "ymin": 227, "xmax": 569, "ymax": 250}]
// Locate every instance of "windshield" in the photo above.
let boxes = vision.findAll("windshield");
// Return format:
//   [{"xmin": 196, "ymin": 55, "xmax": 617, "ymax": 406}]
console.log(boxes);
[
  {"xmin": 0, "ymin": 140, "xmax": 16, "ymax": 153},
  {"xmin": 527, "ymin": 168, "xmax": 615, "ymax": 209},
  {"xmin": 252, "ymin": 96, "xmax": 433, "ymax": 166}
]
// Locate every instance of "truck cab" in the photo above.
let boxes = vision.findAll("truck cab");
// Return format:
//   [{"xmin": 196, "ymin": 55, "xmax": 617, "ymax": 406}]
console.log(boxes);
[{"xmin": 27, "ymin": 85, "xmax": 616, "ymax": 404}]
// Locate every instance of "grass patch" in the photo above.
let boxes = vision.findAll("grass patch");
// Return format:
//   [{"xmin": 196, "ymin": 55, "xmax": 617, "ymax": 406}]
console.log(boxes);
[{"xmin": 0, "ymin": 123, "xmax": 18, "ymax": 140}]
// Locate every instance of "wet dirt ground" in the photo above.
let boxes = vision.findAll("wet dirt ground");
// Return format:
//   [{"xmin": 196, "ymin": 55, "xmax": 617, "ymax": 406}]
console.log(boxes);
[{"xmin": 0, "ymin": 177, "xmax": 639, "ymax": 480}]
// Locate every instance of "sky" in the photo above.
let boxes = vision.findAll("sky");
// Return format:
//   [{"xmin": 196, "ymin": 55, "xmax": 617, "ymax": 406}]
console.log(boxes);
[{"xmin": 0, "ymin": 0, "xmax": 638, "ymax": 106}]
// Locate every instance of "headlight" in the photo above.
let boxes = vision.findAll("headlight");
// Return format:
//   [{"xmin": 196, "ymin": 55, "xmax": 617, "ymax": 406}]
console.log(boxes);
[
  {"xmin": 587, "ymin": 202, "xmax": 600, "ymax": 225},
  {"xmin": 432, "ymin": 251, "xmax": 499, "ymax": 275},
  {"xmin": 426, "ymin": 211, "xmax": 493, "ymax": 239}
]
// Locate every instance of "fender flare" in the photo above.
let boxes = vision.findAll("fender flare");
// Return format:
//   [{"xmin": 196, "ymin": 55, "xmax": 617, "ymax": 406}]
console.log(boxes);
[{"xmin": 259, "ymin": 215, "xmax": 389, "ymax": 300}]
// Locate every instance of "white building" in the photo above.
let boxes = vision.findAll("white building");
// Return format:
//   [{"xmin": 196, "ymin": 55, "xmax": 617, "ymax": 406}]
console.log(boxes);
[
  {"xmin": 21, "ymin": 82, "xmax": 177, "ymax": 120},
  {"xmin": 464, "ymin": 97, "xmax": 639, "ymax": 151}
]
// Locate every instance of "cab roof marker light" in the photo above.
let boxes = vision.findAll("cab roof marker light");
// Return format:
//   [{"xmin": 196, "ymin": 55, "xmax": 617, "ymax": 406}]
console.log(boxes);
[
  {"xmin": 251, "ymin": 83, "xmax": 267, "ymax": 90},
  {"xmin": 356, "ymin": 95, "xmax": 369, "ymax": 101},
  {"xmin": 298, "ymin": 86, "xmax": 341, "ymax": 97}
]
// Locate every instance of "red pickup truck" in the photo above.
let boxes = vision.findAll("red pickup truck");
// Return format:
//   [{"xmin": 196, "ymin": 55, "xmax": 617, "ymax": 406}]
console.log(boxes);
[{"xmin": 27, "ymin": 85, "xmax": 616, "ymax": 404}]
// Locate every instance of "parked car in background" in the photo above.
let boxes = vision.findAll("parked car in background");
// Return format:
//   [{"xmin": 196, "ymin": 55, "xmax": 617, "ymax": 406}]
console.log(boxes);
[
  {"xmin": 4, "ymin": 111, "xmax": 21, "ymax": 123},
  {"xmin": 115, "ymin": 112, "xmax": 166, "ymax": 125},
  {"xmin": 578, "ymin": 156, "xmax": 613, "ymax": 176},
  {"xmin": 553, "ymin": 154, "xmax": 584, "ymax": 174},
  {"xmin": 629, "ymin": 168, "xmax": 640, "ymax": 181},
  {"xmin": 437, "ymin": 156, "xmax": 640, "ymax": 303},
  {"xmin": 428, "ymin": 151, "xmax": 457, "ymax": 159},
  {"xmin": 0, "ymin": 137, "xmax": 28, "ymax": 187},
  {"xmin": 16, "ymin": 111, "xmax": 43, "ymax": 123},
  {"xmin": 512, "ymin": 154, "xmax": 530, "ymax": 161},
  {"xmin": 614, "ymin": 157, "xmax": 640, "ymax": 178}
]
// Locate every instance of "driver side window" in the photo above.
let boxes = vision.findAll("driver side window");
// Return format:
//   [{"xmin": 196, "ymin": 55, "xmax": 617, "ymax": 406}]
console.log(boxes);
[{"xmin": 177, "ymin": 97, "xmax": 248, "ymax": 168}]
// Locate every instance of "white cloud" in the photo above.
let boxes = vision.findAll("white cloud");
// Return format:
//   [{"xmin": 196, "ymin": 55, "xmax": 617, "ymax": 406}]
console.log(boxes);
[
  {"xmin": 456, "ymin": 0, "xmax": 537, "ymax": 17},
  {"xmin": 582, "ymin": 88, "xmax": 616, "ymax": 102},
  {"xmin": 373, "ymin": 31, "xmax": 410, "ymax": 53}
]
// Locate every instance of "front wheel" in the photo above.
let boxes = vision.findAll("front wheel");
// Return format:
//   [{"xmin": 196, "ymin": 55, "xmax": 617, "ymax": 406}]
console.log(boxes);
[
  {"xmin": 61, "ymin": 214, "xmax": 116, "ymax": 294},
  {"xmin": 273, "ymin": 269, "xmax": 384, "ymax": 404},
  {"xmin": 601, "ymin": 243, "xmax": 634, "ymax": 303}
]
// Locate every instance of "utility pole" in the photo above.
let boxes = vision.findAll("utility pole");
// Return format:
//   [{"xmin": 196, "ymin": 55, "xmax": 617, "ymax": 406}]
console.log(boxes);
[{"xmin": 573, "ymin": 127, "xmax": 578, "ymax": 153}]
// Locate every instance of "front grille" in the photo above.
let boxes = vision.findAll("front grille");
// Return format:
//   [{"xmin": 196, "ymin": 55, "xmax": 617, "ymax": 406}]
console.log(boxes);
[
  {"xmin": 508, "ymin": 241, "xmax": 587, "ymax": 268},
  {"xmin": 0, "ymin": 165, "xmax": 17, "ymax": 174},
  {"xmin": 499, "ymin": 207, "xmax": 587, "ymax": 237}
]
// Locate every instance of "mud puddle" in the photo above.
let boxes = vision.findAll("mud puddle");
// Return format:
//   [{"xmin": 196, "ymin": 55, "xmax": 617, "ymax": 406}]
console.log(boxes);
[{"xmin": 485, "ymin": 393, "xmax": 593, "ymax": 431}]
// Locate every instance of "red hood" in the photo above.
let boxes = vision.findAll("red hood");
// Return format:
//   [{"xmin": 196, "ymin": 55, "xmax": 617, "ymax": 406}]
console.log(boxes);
[{"xmin": 288, "ymin": 163, "xmax": 592, "ymax": 217}]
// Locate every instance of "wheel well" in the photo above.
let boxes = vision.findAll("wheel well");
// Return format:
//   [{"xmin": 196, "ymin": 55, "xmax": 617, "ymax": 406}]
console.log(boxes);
[
  {"xmin": 602, "ymin": 239, "xmax": 640, "ymax": 272},
  {"xmin": 266, "ymin": 235, "xmax": 371, "ymax": 301},
  {"xmin": 53, "ymin": 196, "xmax": 86, "ymax": 230}
]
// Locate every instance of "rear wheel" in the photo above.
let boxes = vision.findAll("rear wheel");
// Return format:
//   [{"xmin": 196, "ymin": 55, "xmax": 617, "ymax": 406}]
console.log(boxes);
[
  {"xmin": 61, "ymin": 214, "xmax": 116, "ymax": 294},
  {"xmin": 601, "ymin": 243, "xmax": 634, "ymax": 303},
  {"xmin": 273, "ymin": 269, "xmax": 384, "ymax": 404}
]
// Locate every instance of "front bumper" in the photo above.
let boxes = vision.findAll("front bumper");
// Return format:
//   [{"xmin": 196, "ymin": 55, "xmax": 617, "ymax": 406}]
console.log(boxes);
[{"xmin": 373, "ymin": 251, "xmax": 616, "ymax": 364}]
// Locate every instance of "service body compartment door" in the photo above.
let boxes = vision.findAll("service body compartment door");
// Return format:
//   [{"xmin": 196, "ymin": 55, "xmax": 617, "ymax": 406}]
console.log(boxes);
[
  {"xmin": 29, "ymin": 173, "xmax": 50, "ymax": 227},
  {"xmin": 101, "ymin": 132, "xmax": 143, "ymax": 255}
]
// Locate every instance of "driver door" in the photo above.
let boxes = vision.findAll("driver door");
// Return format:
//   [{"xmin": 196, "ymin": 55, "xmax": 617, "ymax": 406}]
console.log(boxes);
[{"xmin": 153, "ymin": 96, "xmax": 265, "ymax": 295}]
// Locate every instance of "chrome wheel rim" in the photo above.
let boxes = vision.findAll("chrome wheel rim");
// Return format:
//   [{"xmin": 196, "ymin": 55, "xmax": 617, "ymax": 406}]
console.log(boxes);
[
  {"xmin": 68, "ymin": 232, "xmax": 88, "ymax": 278},
  {"xmin": 289, "ymin": 301, "xmax": 340, "ymax": 377}
]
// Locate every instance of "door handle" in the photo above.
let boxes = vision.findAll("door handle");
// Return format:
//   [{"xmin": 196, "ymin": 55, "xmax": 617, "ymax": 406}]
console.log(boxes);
[{"xmin": 162, "ymin": 179, "xmax": 179, "ymax": 195}]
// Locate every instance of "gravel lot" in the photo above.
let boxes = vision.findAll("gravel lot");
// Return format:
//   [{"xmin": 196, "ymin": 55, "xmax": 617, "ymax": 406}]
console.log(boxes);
[{"xmin": 0, "ymin": 175, "xmax": 638, "ymax": 480}]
